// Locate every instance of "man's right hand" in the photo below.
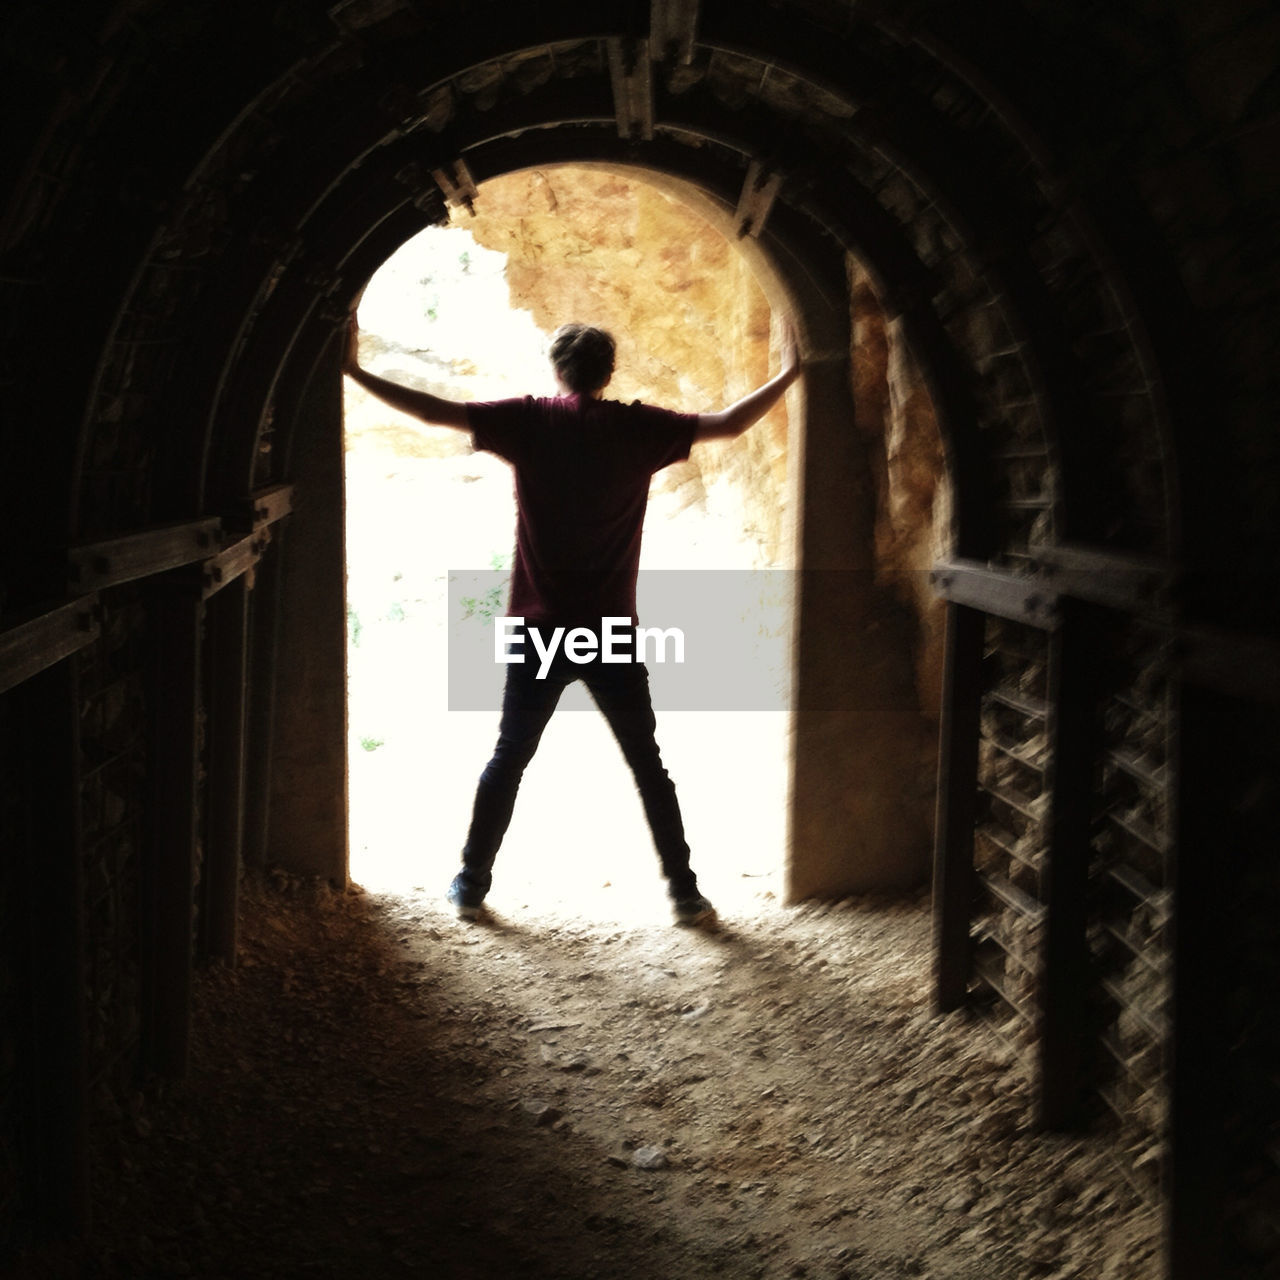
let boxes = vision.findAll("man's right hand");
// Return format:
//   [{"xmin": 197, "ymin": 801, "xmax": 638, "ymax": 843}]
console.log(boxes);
[{"xmin": 693, "ymin": 314, "xmax": 804, "ymax": 443}]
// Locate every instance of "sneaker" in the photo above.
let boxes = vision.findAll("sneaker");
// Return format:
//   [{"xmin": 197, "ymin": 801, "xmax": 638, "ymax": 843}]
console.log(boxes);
[
  {"xmin": 446, "ymin": 872, "xmax": 486, "ymax": 921},
  {"xmin": 672, "ymin": 892, "xmax": 715, "ymax": 926}
]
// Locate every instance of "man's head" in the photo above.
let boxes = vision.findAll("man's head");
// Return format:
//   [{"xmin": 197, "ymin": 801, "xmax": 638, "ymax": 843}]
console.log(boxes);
[{"xmin": 550, "ymin": 324, "xmax": 616, "ymax": 396}]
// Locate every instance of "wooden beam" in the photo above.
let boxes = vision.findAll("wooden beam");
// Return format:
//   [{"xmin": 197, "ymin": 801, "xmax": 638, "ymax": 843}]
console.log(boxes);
[
  {"xmin": 930, "ymin": 558, "xmax": 1059, "ymax": 629},
  {"xmin": 244, "ymin": 483, "xmax": 294, "ymax": 531},
  {"xmin": 1037, "ymin": 599, "xmax": 1102, "ymax": 1129},
  {"xmin": 68, "ymin": 517, "xmax": 222, "ymax": 593},
  {"xmin": 932, "ymin": 602, "xmax": 985, "ymax": 1012},
  {"xmin": 242, "ymin": 536, "xmax": 283, "ymax": 874},
  {"xmin": 0, "ymin": 596, "xmax": 100, "ymax": 696},
  {"xmin": 200, "ymin": 577, "xmax": 250, "ymax": 966},
  {"xmin": 651, "ymin": 0, "xmax": 698, "ymax": 65},
  {"xmin": 735, "ymin": 159, "xmax": 783, "ymax": 239},
  {"xmin": 200, "ymin": 533, "xmax": 267, "ymax": 600},
  {"xmin": 606, "ymin": 36, "xmax": 654, "ymax": 141},
  {"xmin": 141, "ymin": 582, "xmax": 203, "ymax": 1078},
  {"xmin": 1032, "ymin": 542, "xmax": 1172, "ymax": 614},
  {"xmin": 430, "ymin": 158, "xmax": 479, "ymax": 214}
]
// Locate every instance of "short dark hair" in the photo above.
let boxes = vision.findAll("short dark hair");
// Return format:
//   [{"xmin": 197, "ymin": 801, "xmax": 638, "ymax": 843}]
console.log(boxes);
[{"xmin": 550, "ymin": 324, "xmax": 616, "ymax": 393}]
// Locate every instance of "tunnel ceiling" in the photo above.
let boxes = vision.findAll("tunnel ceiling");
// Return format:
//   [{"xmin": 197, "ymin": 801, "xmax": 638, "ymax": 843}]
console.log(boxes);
[{"xmin": 5, "ymin": 0, "xmax": 1222, "ymax": 600}]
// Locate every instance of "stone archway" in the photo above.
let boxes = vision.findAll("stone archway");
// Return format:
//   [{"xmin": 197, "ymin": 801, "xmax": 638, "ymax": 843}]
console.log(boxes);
[
  {"xmin": 22, "ymin": 8, "xmax": 1275, "ymax": 1270},
  {"xmin": 338, "ymin": 162, "xmax": 950, "ymax": 904}
]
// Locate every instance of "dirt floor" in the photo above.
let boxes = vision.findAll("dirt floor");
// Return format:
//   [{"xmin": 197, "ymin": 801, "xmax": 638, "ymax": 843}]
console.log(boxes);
[
  {"xmin": 37, "ymin": 308, "xmax": 1157, "ymax": 1279},
  {"xmin": 57, "ymin": 874, "xmax": 1161, "ymax": 1280}
]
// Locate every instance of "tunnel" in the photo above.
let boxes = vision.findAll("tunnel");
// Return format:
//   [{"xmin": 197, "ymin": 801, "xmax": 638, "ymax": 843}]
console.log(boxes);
[{"xmin": 1, "ymin": 1, "xmax": 1277, "ymax": 1276}]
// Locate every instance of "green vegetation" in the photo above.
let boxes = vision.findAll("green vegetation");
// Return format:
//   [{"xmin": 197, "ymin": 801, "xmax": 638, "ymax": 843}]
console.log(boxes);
[{"xmin": 458, "ymin": 552, "xmax": 511, "ymax": 626}]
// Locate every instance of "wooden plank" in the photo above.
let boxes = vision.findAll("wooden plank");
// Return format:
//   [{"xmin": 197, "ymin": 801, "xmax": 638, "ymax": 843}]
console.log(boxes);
[
  {"xmin": 651, "ymin": 0, "xmax": 698, "ymax": 64},
  {"xmin": 200, "ymin": 533, "xmax": 265, "ymax": 600},
  {"xmin": 932, "ymin": 602, "xmax": 985, "ymax": 1012},
  {"xmin": 141, "ymin": 583, "xmax": 203, "ymax": 1078},
  {"xmin": 1032, "ymin": 541, "xmax": 1172, "ymax": 613},
  {"xmin": 242, "ymin": 536, "xmax": 283, "ymax": 873},
  {"xmin": 606, "ymin": 36, "xmax": 654, "ymax": 140},
  {"xmin": 243, "ymin": 482, "xmax": 294, "ymax": 532},
  {"xmin": 1038, "ymin": 598, "xmax": 1102, "ymax": 1130},
  {"xmin": 199, "ymin": 578, "xmax": 249, "ymax": 965},
  {"xmin": 736, "ymin": 160, "xmax": 783, "ymax": 239},
  {"xmin": 930, "ymin": 558, "xmax": 1058, "ymax": 629},
  {"xmin": 68, "ymin": 517, "xmax": 222, "ymax": 593},
  {"xmin": 430, "ymin": 158, "xmax": 479, "ymax": 214},
  {"xmin": 982, "ymin": 871, "xmax": 1046, "ymax": 924},
  {"xmin": 0, "ymin": 596, "xmax": 100, "ymax": 695}
]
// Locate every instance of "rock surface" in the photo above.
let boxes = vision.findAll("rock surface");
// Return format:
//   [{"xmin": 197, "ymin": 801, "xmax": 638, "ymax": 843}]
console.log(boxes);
[{"xmin": 849, "ymin": 258, "xmax": 948, "ymax": 721}]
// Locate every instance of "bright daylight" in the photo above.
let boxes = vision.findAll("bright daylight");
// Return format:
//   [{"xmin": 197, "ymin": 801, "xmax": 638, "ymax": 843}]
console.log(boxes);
[{"xmin": 342, "ymin": 176, "xmax": 793, "ymax": 923}]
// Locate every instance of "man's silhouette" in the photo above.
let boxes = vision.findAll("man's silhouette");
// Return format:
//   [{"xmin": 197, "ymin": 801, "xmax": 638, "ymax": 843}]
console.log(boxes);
[{"xmin": 344, "ymin": 316, "xmax": 801, "ymax": 922}]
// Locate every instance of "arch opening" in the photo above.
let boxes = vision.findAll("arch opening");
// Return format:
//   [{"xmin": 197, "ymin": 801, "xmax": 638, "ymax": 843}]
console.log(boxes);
[{"xmin": 342, "ymin": 166, "xmax": 812, "ymax": 919}]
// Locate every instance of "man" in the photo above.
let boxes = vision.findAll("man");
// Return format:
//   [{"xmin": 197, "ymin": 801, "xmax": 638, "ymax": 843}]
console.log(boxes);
[{"xmin": 344, "ymin": 315, "xmax": 801, "ymax": 923}]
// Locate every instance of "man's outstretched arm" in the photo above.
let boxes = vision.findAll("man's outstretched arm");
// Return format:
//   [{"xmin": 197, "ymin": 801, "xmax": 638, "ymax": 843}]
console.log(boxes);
[
  {"xmin": 694, "ymin": 320, "xmax": 802, "ymax": 442},
  {"xmin": 342, "ymin": 314, "xmax": 471, "ymax": 430}
]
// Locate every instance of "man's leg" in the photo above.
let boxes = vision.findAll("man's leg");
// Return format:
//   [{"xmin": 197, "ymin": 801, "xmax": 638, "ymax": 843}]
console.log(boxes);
[
  {"xmin": 584, "ymin": 663, "xmax": 713, "ymax": 922},
  {"xmin": 450, "ymin": 661, "xmax": 565, "ymax": 916}
]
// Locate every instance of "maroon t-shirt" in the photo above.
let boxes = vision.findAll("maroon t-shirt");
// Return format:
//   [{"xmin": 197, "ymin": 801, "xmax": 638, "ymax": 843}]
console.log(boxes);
[{"xmin": 468, "ymin": 393, "xmax": 697, "ymax": 628}]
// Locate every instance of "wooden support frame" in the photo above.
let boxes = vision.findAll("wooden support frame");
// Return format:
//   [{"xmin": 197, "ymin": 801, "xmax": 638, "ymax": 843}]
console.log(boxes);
[
  {"xmin": 430, "ymin": 158, "xmax": 479, "ymax": 214},
  {"xmin": 199, "ymin": 576, "xmax": 250, "ymax": 965},
  {"xmin": 200, "ymin": 532, "xmax": 268, "ymax": 600},
  {"xmin": 651, "ymin": 0, "xmax": 698, "ymax": 66},
  {"xmin": 0, "ymin": 596, "xmax": 100, "ymax": 696},
  {"xmin": 261, "ymin": 330, "xmax": 349, "ymax": 881},
  {"xmin": 242, "ymin": 482, "xmax": 294, "ymax": 533},
  {"xmin": 735, "ymin": 159, "xmax": 783, "ymax": 240},
  {"xmin": 932, "ymin": 602, "xmax": 985, "ymax": 1012},
  {"xmin": 4, "ymin": 494, "xmax": 288, "ymax": 699},
  {"xmin": 68, "ymin": 517, "xmax": 222, "ymax": 593},
  {"xmin": 1032, "ymin": 542, "xmax": 1172, "ymax": 614},
  {"xmin": 931, "ymin": 552, "xmax": 1280, "ymax": 706},
  {"xmin": 930, "ymin": 558, "xmax": 1058, "ymax": 629},
  {"xmin": 606, "ymin": 36, "xmax": 654, "ymax": 141},
  {"xmin": 140, "ymin": 580, "xmax": 203, "ymax": 1078},
  {"xmin": 1037, "ymin": 598, "xmax": 1102, "ymax": 1129},
  {"xmin": 242, "ymin": 534, "xmax": 283, "ymax": 874}
]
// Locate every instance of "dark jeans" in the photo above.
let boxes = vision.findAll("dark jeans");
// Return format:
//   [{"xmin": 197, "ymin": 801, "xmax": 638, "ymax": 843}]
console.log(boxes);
[{"xmin": 458, "ymin": 636, "xmax": 695, "ymax": 898}]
